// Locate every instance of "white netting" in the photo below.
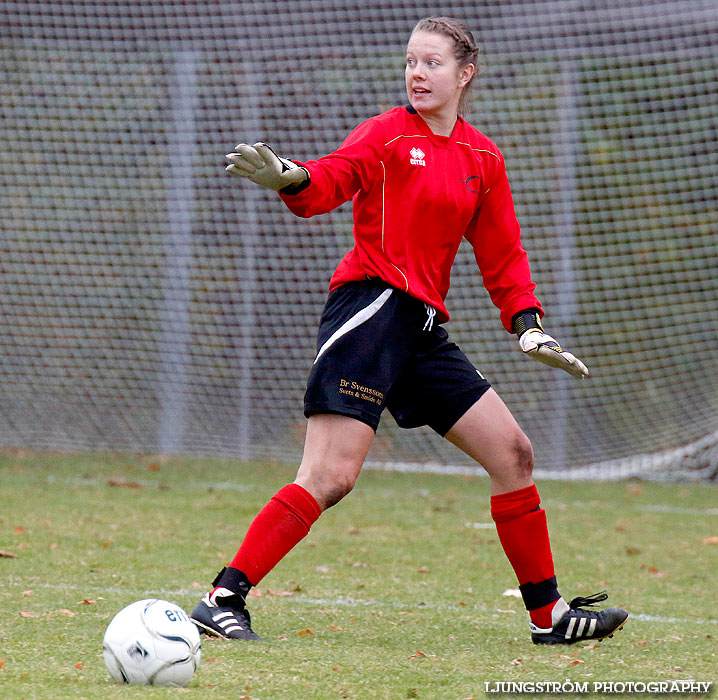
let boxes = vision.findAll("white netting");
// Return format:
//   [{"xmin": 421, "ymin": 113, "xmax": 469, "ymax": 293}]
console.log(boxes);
[{"xmin": 1, "ymin": 0, "xmax": 717, "ymax": 479}]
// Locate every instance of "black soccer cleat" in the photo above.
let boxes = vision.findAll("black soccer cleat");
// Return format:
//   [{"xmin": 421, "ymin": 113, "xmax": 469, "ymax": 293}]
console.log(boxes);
[
  {"xmin": 191, "ymin": 588, "xmax": 260, "ymax": 640},
  {"xmin": 531, "ymin": 592, "xmax": 628, "ymax": 645}
]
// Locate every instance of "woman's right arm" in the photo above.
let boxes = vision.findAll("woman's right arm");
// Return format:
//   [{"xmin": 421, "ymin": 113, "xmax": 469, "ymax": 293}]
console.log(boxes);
[{"xmin": 278, "ymin": 118, "xmax": 382, "ymax": 218}]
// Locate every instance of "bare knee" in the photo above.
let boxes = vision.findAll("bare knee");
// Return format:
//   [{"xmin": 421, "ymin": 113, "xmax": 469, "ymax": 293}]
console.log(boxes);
[
  {"xmin": 296, "ymin": 414, "xmax": 374, "ymax": 511},
  {"xmin": 512, "ymin": 432, "xmax": 534, "ymax": 480},
  {"xmin": 483, "ymin": 431, "xmax": 534, "ymax": 494},
  {"xmin": 317, "ymin": 477, "xmax": 355, "ymax": 510},
  {"xmin": 295, "ymin": 459, "xmax": 361, "ymax": 511}
]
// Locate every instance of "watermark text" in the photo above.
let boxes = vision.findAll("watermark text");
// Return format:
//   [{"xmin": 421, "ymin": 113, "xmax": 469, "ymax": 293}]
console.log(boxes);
[{"xmin": 484, "ymin": 680, "xmax": 713, "ymax": 695}]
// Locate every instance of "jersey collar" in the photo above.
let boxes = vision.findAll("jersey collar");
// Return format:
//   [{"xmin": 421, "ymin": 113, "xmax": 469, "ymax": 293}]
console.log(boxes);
[{"xmin": 405, "ymin": 104, "xmax": 462, "ymax": 147}]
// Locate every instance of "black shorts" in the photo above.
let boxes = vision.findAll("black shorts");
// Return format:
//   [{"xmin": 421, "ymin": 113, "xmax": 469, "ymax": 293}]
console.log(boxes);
[{"xmin": 304, "ymin": 280, "xmax": 491, "ymax": 435}]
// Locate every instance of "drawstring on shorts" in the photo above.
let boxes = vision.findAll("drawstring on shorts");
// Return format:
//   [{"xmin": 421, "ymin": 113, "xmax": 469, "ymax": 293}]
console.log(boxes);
[{"xmin": 423, "ymin": 304, "xmax": 436, "ymax": 332}]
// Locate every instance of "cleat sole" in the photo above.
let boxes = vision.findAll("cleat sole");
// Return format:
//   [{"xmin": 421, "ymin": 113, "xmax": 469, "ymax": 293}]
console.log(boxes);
[
  {"xmin": 596, "ymin": 616, "xmax": 628, "ymax": 642},
  {"xmin": 533, "ymin": 614, "xmax": 628, "ymax": 645},
  {"xmin": 191, "ymin": 614, "xmax": 261, "ymax": 641},
  {"xmin": 191, "ymin": 596, "xmax": 260, "ymax": 641},
  {"xmin": 191, "ymin": 617, "xmax": 230, "ymax": 640}
]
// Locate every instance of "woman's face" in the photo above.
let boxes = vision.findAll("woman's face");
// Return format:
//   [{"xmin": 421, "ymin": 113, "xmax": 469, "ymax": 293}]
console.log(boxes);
[{"xmin": 405, "ymin": 31, "xmax": 472, "ymax": 119}]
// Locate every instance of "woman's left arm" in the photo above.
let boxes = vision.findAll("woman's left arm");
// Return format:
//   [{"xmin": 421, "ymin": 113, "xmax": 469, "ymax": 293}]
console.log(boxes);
[
  {"xmin": 466, "ymin": 158, "xmax": 589, "ymax": 379},
  {"xmin": 465, "ymin": 158, "xmax": 541, "ymax": 332}
]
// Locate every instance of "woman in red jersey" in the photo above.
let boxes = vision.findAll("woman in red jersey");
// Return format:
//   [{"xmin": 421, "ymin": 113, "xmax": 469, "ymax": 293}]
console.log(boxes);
[{"xmin": 191, "ymin": 17, "xmax": 627, "ymax": 646}]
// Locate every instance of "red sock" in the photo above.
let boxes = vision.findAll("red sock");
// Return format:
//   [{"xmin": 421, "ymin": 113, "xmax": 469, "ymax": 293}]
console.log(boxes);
[
  {"xmin": 230, "ymin": 483, "xmax": 321, "ymax": 585},
  {"xmin": 491, "ymin": 484, "xmax": 561, "ymax": 628}
]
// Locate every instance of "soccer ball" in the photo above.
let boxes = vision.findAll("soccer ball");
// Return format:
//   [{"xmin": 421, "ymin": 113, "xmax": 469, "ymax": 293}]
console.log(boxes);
[{"xmin": 102, "ymin": 599, "xmax": 201, "ymax": 687}]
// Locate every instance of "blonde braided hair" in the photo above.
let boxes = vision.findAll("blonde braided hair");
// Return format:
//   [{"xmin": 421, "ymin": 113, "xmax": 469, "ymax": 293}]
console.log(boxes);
[{"xmin": 411, "ymin": 17, "xmax": 481, "ymax": 116}]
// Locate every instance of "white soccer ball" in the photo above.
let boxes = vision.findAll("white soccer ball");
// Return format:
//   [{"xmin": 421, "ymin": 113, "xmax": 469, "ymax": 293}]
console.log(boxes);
[{"xmin": 102, "ymin": 599, "xmax": 201, "ymax": 687}]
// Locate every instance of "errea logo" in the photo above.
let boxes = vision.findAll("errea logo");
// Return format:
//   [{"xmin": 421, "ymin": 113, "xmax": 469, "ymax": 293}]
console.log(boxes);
[{"xmin": 409, "ymin": 147, "xmax": 426, "ymax": 166}]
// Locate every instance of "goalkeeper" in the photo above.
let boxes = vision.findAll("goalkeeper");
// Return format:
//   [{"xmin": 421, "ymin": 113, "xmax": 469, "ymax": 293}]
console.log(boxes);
[{"xmin": 191, "ymin": 16, "xmax": 628, "ymax": 646}]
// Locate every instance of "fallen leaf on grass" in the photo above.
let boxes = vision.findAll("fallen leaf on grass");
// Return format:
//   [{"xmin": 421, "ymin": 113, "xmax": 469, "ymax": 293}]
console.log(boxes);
[
  {"xmin": 205, "ymin": 657, "xmax": 217, "ymax": 663},
  {"xmin": 328, "ymin": 625, "xmax": 344, "ymax": 632},
  {"xmin": 266, "ymin": 589, "xmax": 294, "ymax": 597},
  {"xmin": 297, "ymin": 629, "xmax": 314, "ymax": 636},
  {"xmin": 510, "ymin": 658, "xmax": 523, "ymax": 666},
  {"xmin": 702, "ymin": 536, "xmax": 718, "ymax": 545},
  {"xmin": 641, "ymin": 565, "xmax": 667, "ymax": 578},
  {"xmin": 78, "ymin": 599, "xmax": 95, "ymax": 605},
  {"xmin": 22, "ymin": 590, "xmax": 33, "ymax": 597},
  {"xmin": 19, "ymin": 611, "xmax": 34, "ymax": 618},
  {"xmin": 625, "ymin": 482, "xmax": 643, "ymax": 496},
  {"xmin": 0, "ymin": 551, "xmax": 17, "ymax": 559},
  {"xmin": 569, "ymin": 659, "xmax": 584, "ymax": 665},
  {"xmin": 13, "ymin": 526, "xmax": 25, "ymax": 534},
  {"xmin": 417, "ymin": 566, "xmax": 429, "ymax": 574},
  {"xmin": 74, "ymin": 662, "xmax": 83, "ymax": 669},
  {"xmin": 636, "ymin": 640, "xmax": 648, "ymax": 646},
  {"xmin": 57, "ymin": 609, "xmax": 76, "ymax": 617},
  {"xmin": 247, "ymin": 588, "xmax": 263, "ymax": 599},
  {"xmin": 409, "ymin": 651, "xmax": 426, "ymax": 660},
  {"xmin": 107, "ymin": 478, "xmax": 142, "ymax": 488},
  {"xmin": 0, "ymin": 659, "xmax": 5, "ymax": 670}
]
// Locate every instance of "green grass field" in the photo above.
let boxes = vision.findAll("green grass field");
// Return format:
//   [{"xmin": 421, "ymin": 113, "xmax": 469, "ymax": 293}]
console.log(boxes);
[{"xmin": 1, "ymin": 451, "xmax": 716, "ymax": 699}]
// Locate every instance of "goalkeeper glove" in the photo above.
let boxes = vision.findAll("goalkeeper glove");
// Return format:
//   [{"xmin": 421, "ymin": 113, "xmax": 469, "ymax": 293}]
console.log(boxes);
[
  {"xmin": 512, "ymin": 309, "xmax": 589, "ymax": 379},
  {"xmin": 225, "ymin": 142, "xmax": 309, "ymax": 193}
]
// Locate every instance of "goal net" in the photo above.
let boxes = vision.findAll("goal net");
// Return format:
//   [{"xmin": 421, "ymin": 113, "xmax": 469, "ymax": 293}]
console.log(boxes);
[{"xmin": 2, "ymin": 0, "xmax": 717, "ymax": 479}]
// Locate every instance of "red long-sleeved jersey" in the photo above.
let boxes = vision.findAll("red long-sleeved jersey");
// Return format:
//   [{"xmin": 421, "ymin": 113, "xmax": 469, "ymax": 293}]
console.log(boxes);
[{"xmin": 279, "ymin": 106, "xmax": 542, "ymax": 331}]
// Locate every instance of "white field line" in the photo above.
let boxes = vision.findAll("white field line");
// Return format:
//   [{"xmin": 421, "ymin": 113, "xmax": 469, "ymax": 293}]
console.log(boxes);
[
  {"xmin": 44, "ymin": 474, "xmax": 255, "ymax": 492},
  {"xmin": 541, "ymin": 499, "xmax": 718, "ymax": 517},
  {"xmin": 279, "ymin": 597, "xmax": 718, "ymax": 627},
  {"xmin": 36, "ymin": 475, "xmax": 718, "ymax": 517},
  {"xmin": 636, "ymin": 504, "xmax": 718, "ymax": 516},
  {"xmin": 2, "ymin": 581, "xmax": 716, "ymax": 626}
]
